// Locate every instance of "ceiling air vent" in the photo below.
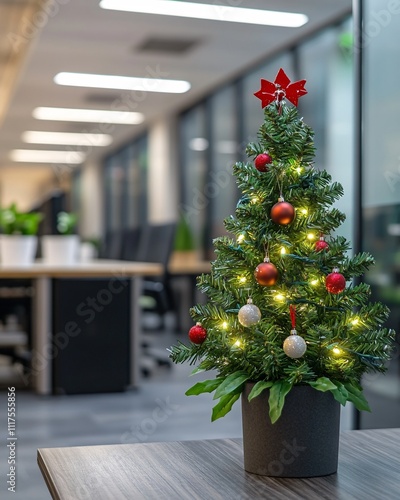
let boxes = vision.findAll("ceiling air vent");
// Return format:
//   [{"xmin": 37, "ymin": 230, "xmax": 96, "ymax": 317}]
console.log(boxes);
[
  {"xmin": 136, "ymin": 37, "xmax": 199, "ymax": 54},
  {"xmin": 84, "ymin": 94, "xmax": 121, "ymax": 104}
]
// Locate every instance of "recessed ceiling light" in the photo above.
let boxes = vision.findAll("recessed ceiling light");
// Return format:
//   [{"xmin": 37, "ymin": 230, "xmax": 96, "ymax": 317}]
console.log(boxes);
[
  {"xmin": 99, "ymin": 0, "xmax": 308, "ymax": 28},
  {"xmin": 9, "ymin": 150, "xmax": 86, "ymax": 164},
  {"xmin": 22, "ymin": 131, "xmax": 113, "ymax": 146},
  {"xmin": 33, "ymin": 107, "xmax": 144, "ymax": 124},
  {"xmin": 54, "ymin": 72, "xmax": 191, "ymax": 94}
]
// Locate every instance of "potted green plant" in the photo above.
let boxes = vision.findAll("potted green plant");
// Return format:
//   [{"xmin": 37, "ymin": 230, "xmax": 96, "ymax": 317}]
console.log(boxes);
[
  {"xmin": 170, "ymin": 212, "xmax": 199, "ymax": 266},
  {"xmin": 169, "ymin": 70, "xmax": 395, "ymax": 478},
  {"xmin": 41, "ymin": 212, "xmax": 80, "ymax": 265},
  {"xmin": 0, "ymin": 203, "xmax": 42, "ymax": 266}
]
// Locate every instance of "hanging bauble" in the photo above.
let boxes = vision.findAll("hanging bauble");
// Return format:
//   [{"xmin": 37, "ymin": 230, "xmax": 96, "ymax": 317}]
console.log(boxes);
[
  {"xmin": 325, "ymin": 268, "xmax": 346, "ymax": 294},
  {"xmin": 254, "ymin": 258, "xmax": 278, "ymax": 286},
  {"xmin": 238, "ymin": 298, "xmax": 261, "ymax": 327},
  {"xmin": 283, "ymin": 330, "xmax": 307, "ymax": 358},
  {"xmin": 315, "ymin": 236, "xmax": 329, "ymax": 252},
  {"xmin": 188, "ymin": 323, "xmax": 207, "ymax": 344},
  {"xmin": 254, "ymin": 153, "xmax": 272, "ymax": 172},
  {"xmin": 270, "ymin": 197, "xmax": 295, "ymax": 225}
]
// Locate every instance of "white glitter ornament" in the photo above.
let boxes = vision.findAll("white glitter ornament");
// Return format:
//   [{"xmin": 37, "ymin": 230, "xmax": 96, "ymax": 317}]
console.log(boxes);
[
  {"xmin": 238, "ymin": 298, "xmax": 261, "ymax": 327},
  {"xmin": 283, "ymin": 329, "xmax": 307, "ymax": 358}
]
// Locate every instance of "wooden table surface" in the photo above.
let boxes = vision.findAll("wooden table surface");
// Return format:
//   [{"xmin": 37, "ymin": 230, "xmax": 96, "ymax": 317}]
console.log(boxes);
[
  {"xmin": 38, "ymin": 428, "xmax": 400, "ymax": 500},
  {"xmin": 0, "ymin": 259, "xmax": 163, "ymax": 278}
]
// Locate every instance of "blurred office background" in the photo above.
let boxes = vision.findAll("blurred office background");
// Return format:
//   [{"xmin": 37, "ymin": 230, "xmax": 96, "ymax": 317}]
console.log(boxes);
[{"xmin": 0, "ymin": 0, "xmax": 399, "ymax": 497}]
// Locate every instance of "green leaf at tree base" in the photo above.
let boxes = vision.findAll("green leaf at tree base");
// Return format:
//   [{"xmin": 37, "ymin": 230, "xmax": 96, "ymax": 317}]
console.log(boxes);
[
  {"xmin": 213, "ymin": 371, "xmax": 250, "ymax": 400},
  {"xmin": 185, "ymin": 378, "xmax": 222, "ymax": 396},
  {"xmin": 269, "ymin": 381, "xmax": 293, "ymax": 424},
  {"xmin": 248, "ymin": 381, "xmax": 273, "ymax": 401},
  {"xmin": 308, "ymin": 377, "xmax": 337, "ymax": 392},
  {"xmin": 343, "ymin": 382, "xmax": 371, "ymax": 412},
  {"xmin": 211, "ymin": 392, "xmax": 241, "ymax": 421}
]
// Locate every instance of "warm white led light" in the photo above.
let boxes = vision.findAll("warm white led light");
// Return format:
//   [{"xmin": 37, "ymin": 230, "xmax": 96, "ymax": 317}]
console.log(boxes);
[
  {"xmin": 237, "ymin": 234, "xmax": 245, "ymax": 243},
  {"xmin": 310, "ymin": 279, "xmax": 319, "ymax": 286},
  {"xmin": 54, "ymin": 72, "xmax": 191, "ymax": 94},
  {"xmin": 33, "ymin": 107, "xmax": 144, "ymax": 124},
  {"xmin": 100, "ymin": 0, "xmax": 308, "ymax": 28},
  {"xmin": 307, "ymin": 233, "xmax": 315, "ymax": 240},
  {"xmin": 22, "ymin": 131, "xmax": 112, "ymax": 146},
  {"xmin": 234, "ymin": 340, "xmax": 242, "ymax": 348},
  {"xmin": 274, "ymin": 294, "xmax": 285, "ymax": 301},
  {"xmin": 222, "ymin": 321, "xmax": 228, "ymax": 330},
  {"xmin": 280, "ymin": 247, "xmax": 286, "ymax": 255},
  {"xmin": 332, "ymin": 347, "xmax": 342, "ymax": 356},
  {"xmin": 9, "ymin": 149, "xmax": 85, "ymax": 164},
  {"xmin": 239, "ymin": 277, "xmax": 247, "ymax": 283}
]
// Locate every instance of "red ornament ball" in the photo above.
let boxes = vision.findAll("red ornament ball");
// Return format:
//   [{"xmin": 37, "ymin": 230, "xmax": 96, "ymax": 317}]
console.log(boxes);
[
  {"xmin": 188, "ymin": 323, "xmax": 207, "ymax": 344},
  {"xmin": 254, "ymin": 261, "xmax": 279, "ymax": 286},
  {"xmin": 325, "ymin": 270, "xmax": 346, "ymax": 294},
  {"xmin": 315, "ymin": 237, "xmax": 329, "ymax": 252},
  {"xmin": 254, "ymin": 153, "xmax": 272, "ymax": 172},
  {"xmin": 271, "ymin": 200, "xmax": 295, "ymax": 225}
]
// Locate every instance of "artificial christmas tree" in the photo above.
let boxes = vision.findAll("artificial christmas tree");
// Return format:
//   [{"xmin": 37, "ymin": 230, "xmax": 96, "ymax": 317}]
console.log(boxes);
[{"xmin": 169, "ymin": 69, "xmax": 395, "ymax": 477}]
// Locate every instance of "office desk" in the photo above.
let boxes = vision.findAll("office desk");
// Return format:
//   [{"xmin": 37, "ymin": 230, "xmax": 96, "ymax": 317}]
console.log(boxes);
[
  {"xmin": 168, "ymin": 255, "xmax": 211, "ymax": 332},
  {"xmin": 37, "ymin": 428, "xmax": 400, "ymax": 499},
  {"xmin": 0, "ymin": 260, "xmax": 162, "ymax": 395}
]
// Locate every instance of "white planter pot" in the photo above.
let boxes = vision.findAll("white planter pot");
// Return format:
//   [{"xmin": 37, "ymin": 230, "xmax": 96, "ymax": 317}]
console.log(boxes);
[
  {"xmin": 42, "ymin": 235, "xmax": 80, "ymax": 265},
  {"xmin": 0, "ymin": 235, "xmax": 37, "ymax": 266}
]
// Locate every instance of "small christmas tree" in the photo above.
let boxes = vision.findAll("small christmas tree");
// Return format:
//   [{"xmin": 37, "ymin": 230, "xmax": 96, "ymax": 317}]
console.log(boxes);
[{"xmin": 169, "ymin": 69, "xmax": 395, "ymax": 424}]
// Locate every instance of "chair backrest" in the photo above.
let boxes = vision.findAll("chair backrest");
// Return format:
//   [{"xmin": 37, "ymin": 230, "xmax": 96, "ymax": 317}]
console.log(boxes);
[
  {"xmin": 100, "ymin": 230, "xmax": 123, "ymax": 260},
  {"xmin": 121, "ymin": 227, "xmax": 142, "ymax": 261},
  {"xmin": 136, "ymin": 223, "xmax": 176, "ymax": 268}
]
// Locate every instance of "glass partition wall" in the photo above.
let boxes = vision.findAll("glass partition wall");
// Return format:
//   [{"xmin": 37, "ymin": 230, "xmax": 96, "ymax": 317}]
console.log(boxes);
[
  {"xmin": 358, "ymin": 0, "xmax": 400, "ymax": 428},
  {"xmin": 104, "ymin": 135, "xmax": 148, "ymax": 233},
  {"xmin": 179, "ymin": 17, "xmax": 354, "ymax": 261}
]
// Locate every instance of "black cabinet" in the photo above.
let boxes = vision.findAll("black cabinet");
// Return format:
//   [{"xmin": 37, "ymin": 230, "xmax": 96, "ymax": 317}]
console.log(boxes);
[{"xmin": 52, "ymin": 279, "xmax": 130, "ymax": 394}]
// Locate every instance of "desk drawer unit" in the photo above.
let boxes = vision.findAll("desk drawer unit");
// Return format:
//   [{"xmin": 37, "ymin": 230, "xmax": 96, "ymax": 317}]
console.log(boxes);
[{"xmin": 52, "ymin": 278, "xmax": 130, "ymax": 394}]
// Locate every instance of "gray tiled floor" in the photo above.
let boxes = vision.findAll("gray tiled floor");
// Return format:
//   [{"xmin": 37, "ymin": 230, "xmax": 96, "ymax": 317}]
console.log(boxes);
[
  {"xmin": 0, "ymin": 331, "xmax": 244, "ymax": 500},
  {"xmin": 0, "ymin": 329, "xmax": 355, "ymax": 500}
]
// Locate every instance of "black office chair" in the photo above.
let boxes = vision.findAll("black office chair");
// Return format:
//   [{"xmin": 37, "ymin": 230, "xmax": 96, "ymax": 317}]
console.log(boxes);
[
  {"xmin": 121, "ymin": 227, "xmax": 142, "ymax": 261},
  {"xmin": 135, "ymin": 223, "xmax": 176, "ymax": 326},
  {"xmin": 99, "ymin": 230, "xmax": 123, "ymax": 260}
]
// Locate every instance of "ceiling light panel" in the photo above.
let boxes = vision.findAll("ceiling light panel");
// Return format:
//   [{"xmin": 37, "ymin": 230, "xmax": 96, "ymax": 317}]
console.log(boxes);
[
  {"xmin": 9, "ymin": 150, "xmax": 86, "ymax": 164},
  {"xmin": 99, "ymin": 0, "xmax": 308, "ymax": 28},
  {"xmin": 33, "ymin": 107, "xmax": 144, "ymax": 124},
  {"xmin": 22, "ymin": 131, "xmax": 112, "ymax": 146},
  {"xmin": 54, "ymin": 72, "xmax": 191, "ymax": 94}
]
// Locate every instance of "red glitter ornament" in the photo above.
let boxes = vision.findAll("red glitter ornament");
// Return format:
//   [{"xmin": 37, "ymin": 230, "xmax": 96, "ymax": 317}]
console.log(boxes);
[
  {"xmin": 271, "ymin": 198, "xmax": 295, "ymax": 225},
  {"xmin": 254, "ymin": 68, "xmax": 308, "ymax": 108},
  {"xmin": 254, "ymin": 153, "xmax": 272, "ymax": 172},
  {"xmin": 188, "ymin": 323, "xmax": 207, "ymax": 344},
  {"xmin": 254, "ymin": 259, "xmax": 278, "ymax": 286},
  {"xmin": 315, "ymin": 236, "xmax": 329, "ymax": 252},
  {"xmin": 325, "ymin": 268, "xmax": 346, "ymax": 294}
]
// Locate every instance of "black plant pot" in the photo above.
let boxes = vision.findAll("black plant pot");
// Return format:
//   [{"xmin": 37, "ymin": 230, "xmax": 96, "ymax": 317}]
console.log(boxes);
[{"xmin": 241, "ymin": 383, "xmax": 340, "ymax": 477}]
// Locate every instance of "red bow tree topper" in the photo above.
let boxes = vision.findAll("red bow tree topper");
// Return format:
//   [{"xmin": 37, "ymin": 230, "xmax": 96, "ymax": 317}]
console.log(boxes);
[{"xmin": 254, "ymin": 68, "xmax": 307, "ymax": 108}]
